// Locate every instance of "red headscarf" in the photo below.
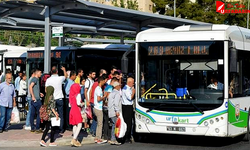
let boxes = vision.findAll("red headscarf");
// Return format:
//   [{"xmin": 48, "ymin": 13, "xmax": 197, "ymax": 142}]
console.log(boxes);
[{"xmin": 69, "ymin": 83, "xmax": 82, "ymax": 125}]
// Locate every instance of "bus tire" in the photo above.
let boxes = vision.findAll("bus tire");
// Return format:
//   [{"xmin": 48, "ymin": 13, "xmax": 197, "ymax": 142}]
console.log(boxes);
[{"xmin": 243, "ymin": 109, "xmax": 250, "ymax": 141}]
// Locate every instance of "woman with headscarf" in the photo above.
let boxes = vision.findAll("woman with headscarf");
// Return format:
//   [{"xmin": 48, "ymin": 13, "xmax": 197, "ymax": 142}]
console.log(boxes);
[
  {"xmin": 69, "ymin": 83, "xmax": 84, "ymax": 147},
  {"xmin": 40, "ymin": 86, "xmax": 59, "ymax": 147}
]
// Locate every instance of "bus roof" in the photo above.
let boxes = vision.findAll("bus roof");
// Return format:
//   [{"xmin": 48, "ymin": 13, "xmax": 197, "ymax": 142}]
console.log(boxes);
[
  {"xmin": 0, "ymin": 45, "xmax": 28, "ymax": 58},
  {"xmin": 28, "ymin": 44, "xmax": 132, "ymax": 52},
  {"xmin": 136, "ymin": 24, "xmax": 250, "ymax": 50},
  {"xmin": 28, "ymin": 46, "xmax": 78, "ymax": 51},
  {"xmin": 81, "ymin": 44, "xmax": 131, "ymax": 51}
]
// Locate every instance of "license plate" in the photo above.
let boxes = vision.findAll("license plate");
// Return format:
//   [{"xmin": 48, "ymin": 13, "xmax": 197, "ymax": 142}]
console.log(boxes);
[{"xmin": 167, "ymin": 126, "xmax": 186, "ymax": 132}]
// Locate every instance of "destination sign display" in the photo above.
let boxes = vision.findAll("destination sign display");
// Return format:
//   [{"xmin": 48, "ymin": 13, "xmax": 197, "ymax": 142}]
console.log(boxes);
[
  {"xmin": 148, "ymin": 45, "xmax": 209, "ymax": 56},
  {"xmin": 6, "ymin": 58, "xmax": 25, "ymax": 65},
  {"xmin": 28, "ymin": 51, "xmax": 62, "ymax": 59}
]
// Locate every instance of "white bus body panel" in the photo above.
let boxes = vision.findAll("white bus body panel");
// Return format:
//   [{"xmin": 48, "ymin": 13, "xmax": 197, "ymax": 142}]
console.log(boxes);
[{"xmin": 135, "ymin": 24, "xmax": 250, "ymax": 137}]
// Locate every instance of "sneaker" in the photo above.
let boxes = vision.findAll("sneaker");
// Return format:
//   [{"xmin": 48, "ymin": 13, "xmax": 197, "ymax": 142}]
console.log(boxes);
[
  {"xmin": 40, "ymin": 141, "xmax": 47, "ymax": 147},
  {"xmin": 3, "ymin": 129, "xmax": 8, "ymax": 132},
  {"xmin": 0, "ymin": 130, "xmax": 3, "ymax": 133},
  {"xmin": 30, "ymin": 130, "xmax": 35, "ymax": 133},
  {"xmin": 24, "ymin": 126, "xmax": 31, "ymax": 131},
  {"xmin": 35, "ymin": 130, "xmax": 43, "ymax": 134},
  {"xmin": 110, "ymin": 141, "xmax": 116, "ymax": 145},
  {"xmin": 49, "ymin": 143, "xmax": 57, "ymax": 147},
  {"xmin": 72, "ymin": 139, "xmax": 81, "ymax": 147},
  {"xmin": 97, "ymin": 139, "xmax": 107, "ymax": 144},
  {"xmin": 114, "ymin": 141, "xmax": 122, "ymax": 145},
  {"xmin": 94, "ymin": 138, "xmax": 98, "ymax": 143}
]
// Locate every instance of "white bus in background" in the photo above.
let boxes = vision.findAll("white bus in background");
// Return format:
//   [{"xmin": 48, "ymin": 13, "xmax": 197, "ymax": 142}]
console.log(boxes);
[
  {"xmin": 135, "ymin": 25, "xmax": 250, "ymax": 140},
  {"xmin": 0, "ymin": 45, "xmax": 27, "ymax": 75}
]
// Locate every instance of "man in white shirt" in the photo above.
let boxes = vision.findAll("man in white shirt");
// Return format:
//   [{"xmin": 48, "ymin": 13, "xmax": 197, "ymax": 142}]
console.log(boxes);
[
  {"xmin": 122, "ymin": 77, "xmax": 135, "ymax": 143},
  {"xmin": 93, "ymin": 76, "xmax": 107, "ymax": 144},
  {"xmin": 84, "ymin": 70, "xmax": 96, "ymax": 105},
  {"xmin": 45, "ymin": 66, "xmax": 67, "ymax": 133}
]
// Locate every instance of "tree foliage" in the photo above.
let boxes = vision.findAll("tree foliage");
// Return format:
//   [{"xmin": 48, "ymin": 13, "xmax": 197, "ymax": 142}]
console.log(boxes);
[
  {"xmin": 152, "ymin": 0, "xmax": 249, "ymax": 28},
  {"xmin": 112, "ymin": 0, "xmax": 139, "ymax": 10},
  {"xmin": 0, "ymin": 30, "xmax": 59, "ymax": 47}
]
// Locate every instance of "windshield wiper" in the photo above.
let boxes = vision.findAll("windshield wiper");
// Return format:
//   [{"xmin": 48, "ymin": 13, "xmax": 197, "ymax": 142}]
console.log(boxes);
[
  {"xmin": 146, "ymin": 103, "xmax": 167, "ymax": 113},
  {"xmin": 189, "ymin": 102, "xmax": 204, "ymax": 114},
  {"xmin": 146, "ymin": 102, "xmax": 204, "ymax": 114}
]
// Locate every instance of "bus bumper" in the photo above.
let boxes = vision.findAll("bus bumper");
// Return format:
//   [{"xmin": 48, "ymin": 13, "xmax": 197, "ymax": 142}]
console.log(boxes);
[{"xmin": 135, "ymin": 119, "xmax": 228, "ymax": 137}]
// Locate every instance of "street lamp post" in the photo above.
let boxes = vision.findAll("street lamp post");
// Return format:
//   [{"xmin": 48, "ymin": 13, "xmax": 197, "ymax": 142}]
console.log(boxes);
[
  {"xmin": 248, "ymin": 0, "xmax": 249, "ymax": 29},
  {"xmin": 174, "ymin": 0, "xmax": 176, "ymax": 17}
]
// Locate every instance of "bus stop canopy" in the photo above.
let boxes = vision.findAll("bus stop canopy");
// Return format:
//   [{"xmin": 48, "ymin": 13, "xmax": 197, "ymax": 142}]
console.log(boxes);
[
  {"xmin": 0, "ymin": 0, "xmax": 210, "ymax": 73},
  {"xmin": 0, "ymin": 0, "xmax": 210, "ymax": 37}
]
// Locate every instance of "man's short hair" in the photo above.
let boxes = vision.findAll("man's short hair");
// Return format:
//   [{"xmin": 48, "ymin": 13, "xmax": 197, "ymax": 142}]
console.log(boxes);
[
  {"xmin": 80, "ymin": 77, "xmax": 86, "ymax": 83},
  {"xmin": 6, "ymin": 69, "xmax": 11, "ymax": 74},
  {"xmin": 111, "ymin": 65, "xmax": 117, "ymax": 71},
  {"xmin": 34, "ymin": 68, "xmax": 41, "ymax": 73},
  {"xmin": 113, "ymin": 71, "xmax": 120, "ymax": 76},
  {"xmin": 31, "ymin": 69, "xmax": 36, "ymax": 75},
  {"xmin": 98, "ymin": 76, "xmax": 105, "ymax": 83},
  {"xmin": 77, "ymin": 68, "xmax": 83, "ymax": 74},
  {"xmin": 51, "ymin": 66, "xmax": 57, "ymax": 74},
  {"xmin": 88, "ymin": 70, "xmax": 95, "ymax": 75},
  {"xmin": 21, "ymin": 73, "xmax": 26, "ymax": 79},
  {"xmin": 6, "ymin": 71, "xmax": 12, "ymax": 75},
  {"xmin": 111, "ymin": 77, "xmax": 119, "ymax": 82},
  {"xmin": 101, "ymin": 73, "xmax": 108, "ymax": 79},
  {"xmin": 99, "ymin": 69, "xmax": 106, "ymax": 75},
  {"xmin": 70, "ymin": 70, "xmax": 76, "ymax": 77}
]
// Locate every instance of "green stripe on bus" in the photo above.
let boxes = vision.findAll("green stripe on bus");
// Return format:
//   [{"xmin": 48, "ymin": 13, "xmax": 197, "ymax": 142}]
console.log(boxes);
[
  {"xmin": 197, "ymin": 110, "xmax": 227, "ymax": 125},
  {"xmin": 150, "ymin": 110, "xmax": 202, "ymax": 117}
]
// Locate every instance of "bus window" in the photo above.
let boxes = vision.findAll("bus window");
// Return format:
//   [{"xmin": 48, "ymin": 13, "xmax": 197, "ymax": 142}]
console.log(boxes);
[
  {"xmin": 138, "ymin": 41, "xmax": 224, "ymax": 112},
  {"xmin": 230, "ymin": 50, "xmax": 250, "ymax": 97}
]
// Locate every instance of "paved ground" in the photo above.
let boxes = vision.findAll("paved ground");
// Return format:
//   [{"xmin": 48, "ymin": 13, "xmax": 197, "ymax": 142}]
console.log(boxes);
[
  {"xmin": 0, "ymin": 121, "xmax": 95, "ymax": 147},
  {"xmin": 1, "ymin": 121, "xmax": 250, "ymax": 150}
]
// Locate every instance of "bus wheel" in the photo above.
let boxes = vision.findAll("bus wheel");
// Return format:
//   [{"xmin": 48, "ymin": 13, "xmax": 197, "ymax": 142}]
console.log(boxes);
[{"xmin": 243, "ymin": 109, "xmax": 250, "ymax": 141}]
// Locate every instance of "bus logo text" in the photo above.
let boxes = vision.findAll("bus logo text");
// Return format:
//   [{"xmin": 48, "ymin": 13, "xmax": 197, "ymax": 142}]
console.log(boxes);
[{"xmin": 166, "ymin": 117, "xmax": 189, "ymax": 124}]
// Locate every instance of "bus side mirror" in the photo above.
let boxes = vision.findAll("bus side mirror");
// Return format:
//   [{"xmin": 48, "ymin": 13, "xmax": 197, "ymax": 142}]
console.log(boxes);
[{"xmin": 229, "ymin": 48, "xmax": 237, "ymax": 73}]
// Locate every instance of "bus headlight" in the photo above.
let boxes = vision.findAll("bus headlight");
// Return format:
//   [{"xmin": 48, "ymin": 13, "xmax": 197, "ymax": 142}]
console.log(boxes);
[
  {"xmin": 215, "ymin": 118, "xmax": 219, "ymax": 122},
  {"xmin": 210, "ymin": 119, "xmax": 214, "ymax": 125},
  {"xmin": 215, "ymin": 128, "xmax": 220, "ymax": 133},
  {"xmin": 204, "ymin": 121, "xmax": 209, "ymax": 126},
  {"xmin": 136, "ymin": 112, "xmax": 153, "ymax": 124}
]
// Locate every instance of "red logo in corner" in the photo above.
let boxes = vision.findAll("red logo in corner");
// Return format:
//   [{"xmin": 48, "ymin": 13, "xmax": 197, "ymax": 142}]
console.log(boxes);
[{"xmin": 216, "ymin": 1, "xmax": 225, "ymax": 14}]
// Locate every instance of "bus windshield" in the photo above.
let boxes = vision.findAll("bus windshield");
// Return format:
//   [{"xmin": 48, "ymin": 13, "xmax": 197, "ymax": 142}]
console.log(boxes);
[{"xmin": 138, "ymin": 41, "xmax": 225, "ymax": 112}]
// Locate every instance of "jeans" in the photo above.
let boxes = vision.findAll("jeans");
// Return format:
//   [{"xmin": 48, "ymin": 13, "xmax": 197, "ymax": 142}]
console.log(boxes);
[
  {"xmin": 30, "ymin": 100, "xmax": 42, "ymax": 130},
  {"xmin": 0, "ymin": 106, "xmax": 12, "ymax": 130},
  {"xmin": 90, "ymin": 103, "xmax": 97, "ymax": 134},
  {"xmin": 56, "ymin": 99, "xmax": 64, "ymax": 131},
  {"xmin": 110, "ymin": 116, "xmax": 117, "ymax": 141},
  {"xmin": 25, "ymin": 97, "xmax": 32, "ymax": 127}
]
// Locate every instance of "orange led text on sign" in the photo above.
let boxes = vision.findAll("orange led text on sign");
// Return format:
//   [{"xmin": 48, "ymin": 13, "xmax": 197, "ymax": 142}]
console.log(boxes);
[
  {"xmin": 148, "ymin": 45, "xmax": 209, "ymax": 56},
  {"xmin": 28, "ymin": 52, "xmax": 62, "ymax": 59}
]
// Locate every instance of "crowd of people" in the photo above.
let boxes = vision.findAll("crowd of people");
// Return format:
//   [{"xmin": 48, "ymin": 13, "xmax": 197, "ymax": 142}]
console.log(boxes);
[{"xmin": 0, "ymin": 65, "xmax": 136, "ymax": 147}]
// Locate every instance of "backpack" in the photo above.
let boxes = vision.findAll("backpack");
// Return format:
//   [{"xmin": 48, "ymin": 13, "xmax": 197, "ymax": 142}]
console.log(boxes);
[
  {"xmin": 39, "ymin": 105, "xmax": 50, "ymax": 123},
  {"xmin": 41, "ymin": 74, "xmax": 50, "ymax": 87}
]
